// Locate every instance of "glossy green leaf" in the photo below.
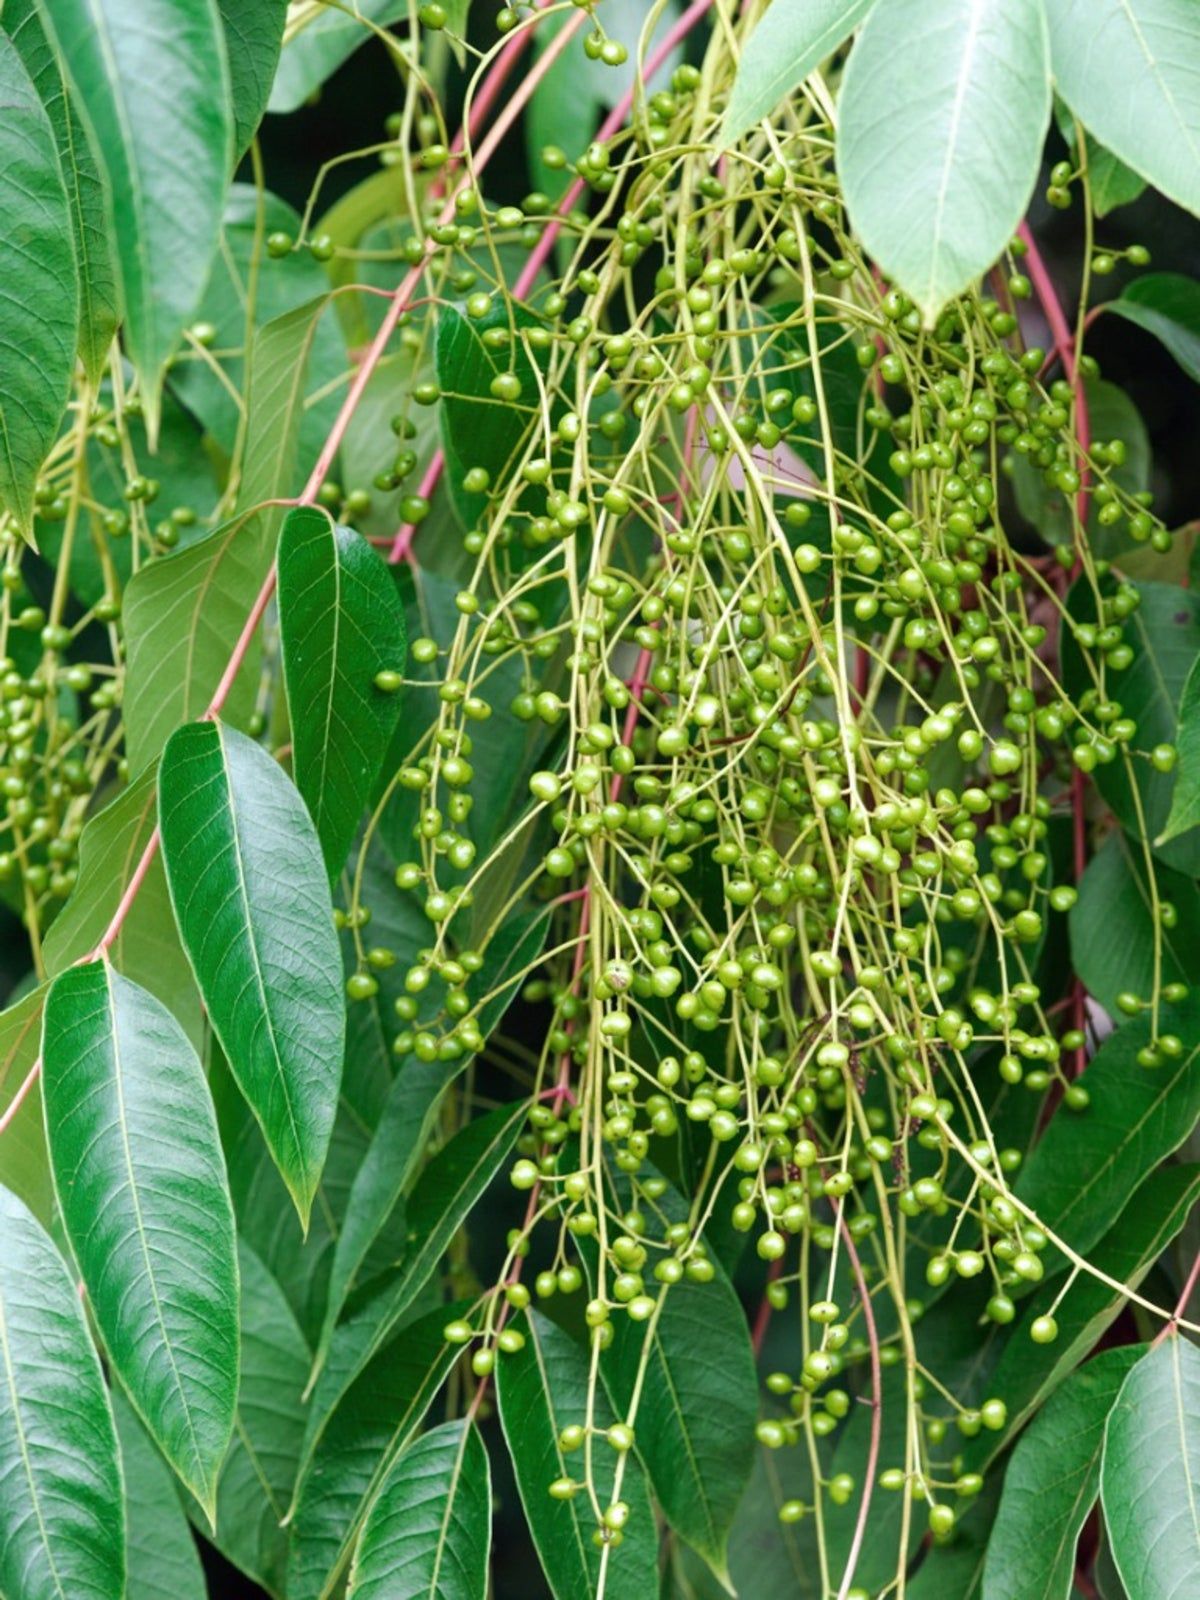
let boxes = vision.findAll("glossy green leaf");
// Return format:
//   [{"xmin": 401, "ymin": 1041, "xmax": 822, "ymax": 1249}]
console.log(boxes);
[
  {"xmin": 41, "ymin": 766, "xmax": 202, "ymax": 1047},
  {"xmin": 158, "ymin": 720, "xmax": 345, "ymax": 1225},
  {"xmin": 965, "ymin": 1163, "xmax": 1200, "ymax": 1471},
  {"xmin": 124, "ymin": 294, "xmax": 336, "ymax": 773},
  {"xmin": 0, "ymin": 987, "xmax": 53, "ymax": 1224},
  {"xmin": 0, "ymin": 30, "xmax": 78, "ymax": 536},
  {"xmin": 1046, "ymin": 0, "xmax": 1200, "ymax": 219},
  {"xmin": 302, "ymin": 1103, "xmax": 525, "ymax": 1453},
  {"xmin": 315, "ymin": 899, "xmax": 548, "ymax": 1366},
  {"xmin": 41, "ymin": 960, "xmax": 239, "ymax": 1514},
  {"xmin": 215, "ymin": 1040, "xmax": 394, "ymax": 1349},
  {"xmin": 0, "ymin": 1183, "xmax": 125, "ymax": 1600},
  {"xmin": 722, "ymin": 0, "xmax": 873, "ymax": 144},
  {"xmin": 1016, "ymin": 994, "xmax": 1200, "ymax": 1261},
  {"xmin": 436, "ymin": 302, "xmax": 543, "ymax": 528},
  {"xmin": 347, "ymin": 1419, "xmax": 490, "ymax": 1600},
  {"xmin": 599, "ymin": 1250, "xmax": 757, "ymax": 1577},
  {"xmin": 1162, "ymin": 654, "xmax": 1200, "ymax": 841},
  {"xmin": 1070, "ymin": 829, "xmax": 1200, "ymax": 1020},
  {"xmin": 269, "ymin": 0, "xmax": 405, "ymax": 114},
  {"xmin": 497, "ymin": 1311, "xmax": 658, "ymax": 1600},
  {"xmin": 38, "ymin": 0, "xmax": 233, "ymax": 427},
  {"xmin": 219, "ymin": 0, "xmax": 287, "ymax": 156},
  {"xmin": 168, "ymin": 187, "xmax": 346, "ymax": 463},
  {"xmin": 1102, "ymin": 1336, "xmax": 1200, "ymax": 1598},
  {"xmin": 287, "ymin": 1299, "xmax": 467, "ymax": 1600},
  {"xmin": 982, "ymin": 1346, "xmax": 1142, "ymax": 1600},
  {"xmin": 1106, "ymin": 272, "xmax": 1200, "ymax": 386},
  {"xmin": 278, "ymin": 505, "xmax": 407, "ymax": 877},
  {"xmin": 113, "ymin": 1395, "xmax": 207, "ymax": 1600},
  {"xmin": 122, "ymin": 509, "xmax": 264, "ymax": 772},
  {"xmin": 314, "ymin": 1056, "xmax": 453, "ymax": 1367},
  {"xmin": 1062, "ymin": 578, "xmax": 1200, "ymax": 876},
  {"xmin": 839, "ymin": 0, "xmax": 1050, "ymax": 321},
  {"xmin": 3, "ymin": 0, "xmax": 116, "ymax": 383},
  {"xmin": 195, "ymin": 1240, "xmax": 311, "ymax": 1597}
]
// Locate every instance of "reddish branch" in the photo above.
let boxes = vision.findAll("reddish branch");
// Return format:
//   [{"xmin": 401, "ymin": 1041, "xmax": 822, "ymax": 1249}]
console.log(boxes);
[{"xmin": 0, "ymin": 6, "xmax": 586, "ymax": 1135}]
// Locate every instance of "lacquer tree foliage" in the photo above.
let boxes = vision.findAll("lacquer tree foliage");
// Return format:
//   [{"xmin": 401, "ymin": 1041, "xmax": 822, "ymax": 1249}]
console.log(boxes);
[{"xmin": 0, "ymin": 0, "xmax": 1199, "ymax": 1597}]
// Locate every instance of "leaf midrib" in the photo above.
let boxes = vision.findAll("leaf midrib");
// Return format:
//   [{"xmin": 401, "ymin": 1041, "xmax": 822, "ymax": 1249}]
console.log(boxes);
[
  {"xmin": 104, "ymin": 967, "xmax": 207, "ymax": 1494},
  {"xmin": 0, "ymin": 1289, "xmax": 69, "ymax": 1598}
]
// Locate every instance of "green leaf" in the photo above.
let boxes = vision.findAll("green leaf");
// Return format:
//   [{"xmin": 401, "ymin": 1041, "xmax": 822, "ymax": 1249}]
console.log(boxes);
[
  {"xmin": 168, "ymin": 187, "xmax": 346, "ymax": 463},
  {"xmin": 965, "ymin": 1163, "xmax": 1200, "ymax": 1471},
  {"xmin": 113, "ymin": 1394, "xmax": 207, "ymax": 1600},
  {"xmin": 123, "ymin": 294, "xmax": 336, "ymax": 773},
  {"xmin": 982, "ymin": 1346, "xmax": 1142, "ymax": 1600},
  {"xmin": 1106, "ymin": 273, "xmax": 1200, "ymax": 386},
  {"xmin": 219, "ymin": 0, "xmax": 287, "ymax": 157},
  {"xmin": 38, "ymin": 0, "xmax": 233, "ymax": 427},
  {"xmin": 1101, "ymin": 1337, "xmax": 1200, "ymax": 1598},
  {"xmin": 1046, "ymin": 0, "xmax": 1200, "ymax": 219},
  {"xmin": 1162, "ymin": 654, "xmax": 1200, "ymax": 841},
  {"xmin": 195, "ymin": 1240, "xmax": 311, "ymax": 1597},
  {"xmin": 314, "ymin": 900, "xmax": 549, "ymax": 1367},
  {"xmin": 497, "ymin": 1311, "xmax": 659, "ymax": 1600},
  {"xmin": 598, "ymin": 1246, "xmax": 757, "ymax": 1576},
  {"xmin": 1070, "ymin": 828, "xmax": 1200, "ymax": 1020},
  {"xmin": 41, "ymin": 765, "xmax": 202, "ymax": 1046},
  {"xmin": 278, "ymin": 505, "xmax": 408, "ymax": 878},
  {"xmin": 1062, "ymin": 578, "xmax": 1200, "ymax": 876},
  {"xmin": 215, "ymin": 1042, "xmax": 394, "ymax": 1347},
  {"xmin": 1016, "ymin": 994, "xmax": 1200, "ymax": 1261},
  {"xmin": 41, "ymin": 960, "xmax": 239, "ymax": 1514},
  {"xmin": 287, "ymin": 1299, "xmax": 467, "ymax": 1600},
  {"xmin": 269, "ymin": 0, "xmax": 405, "ymax": 114},
  {"xmin": 3, "ymin": 0, "xmax": 117, "ymax": 383},
  {"xmin": 121, "ymin": 510, "xmax": 264, "ymax": 773},
  {"xmin": 838, "ymin": 0, "xmax": 1051, "ymax": 321},
  {"xmin": 0, "ymin": 31, "xmax": 78, "ymax": 536},
  {"xmin": 722, "ymin": 0, "xmax": 873, "ymax": 145},
  {"xmin": 313, "ymin": 1056, "xmax": 454, "ymax": 1368},
  {"xmin": 347, "ymin": 1418, "xmax": 490, "ymax": 1600},
  {"xmin": 158, "ymin": 720, "xmax": 345, "ymax": 1225},
  {"xmin": 436, "ymin": 302, "xmax": 544, "ymax": 528},
  {"xmin": 0, "ymin": 988, "xmax": 53, "ymax": 1224},
  {"xmin": 0, "ymin": 1183, "xmax": 125, "ymax": 1600},
  {"xmin": 302, "ymin": 1103, "xmax": 525, "ymax": 1453}
]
